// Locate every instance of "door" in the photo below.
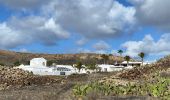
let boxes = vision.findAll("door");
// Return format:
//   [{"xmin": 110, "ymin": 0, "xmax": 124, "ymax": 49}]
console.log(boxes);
[
  {"xmin": 60, "ymin": 72, "xmax": 65, "ymax": 75},
  {"xmin": 104, "ymin": 68, "xmax": 107, "ymax": 72}
]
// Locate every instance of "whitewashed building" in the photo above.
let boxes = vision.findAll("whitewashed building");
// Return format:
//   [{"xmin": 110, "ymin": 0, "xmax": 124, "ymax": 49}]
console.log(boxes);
[
  {"xmin": 51, "ymin": 65, "xmax": 77, "ymax": 75},
  {"xmin": 98, "ymin": 64, "xmax": 123, "ymax": 72},
  {"xmin": 16, "ymin": 58, "xmax": 77, "ymax": 76},
  {"xmin": 97, "ymin": 61, "xmax": 148, "ymax": 72},
  {"xmin": 16, "ymin": 57, "xmax": 150, "ymax": 75},
  {"xmin": 30, "ymin": 57, "xmax": 47, "ymax": 67}
]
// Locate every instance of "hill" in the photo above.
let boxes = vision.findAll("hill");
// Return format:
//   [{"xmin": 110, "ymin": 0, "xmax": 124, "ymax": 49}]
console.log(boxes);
[
  {"xmin": 0, "ymin": 50, "xmax": 123, "ymax": 66},
  {"xmin": 119, "ymin": 55, "xmax": 170, "ymax": 79}
]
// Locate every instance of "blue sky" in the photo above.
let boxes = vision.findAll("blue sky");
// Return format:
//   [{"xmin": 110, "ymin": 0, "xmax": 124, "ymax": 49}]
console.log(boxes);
[{"xmin": 0, "ymin": 0, "xmax": 170, "ymax": 62}]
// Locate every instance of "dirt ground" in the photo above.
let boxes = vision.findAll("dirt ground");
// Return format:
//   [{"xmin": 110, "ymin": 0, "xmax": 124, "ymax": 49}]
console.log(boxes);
[
  {"xmin": 0, "ymin": 72, "xmax": 119, "ymax": 100},
  {"xmin": 0, "ymin": 83, "xmax": 78, "ymax": 100},
  {"xmin": 0, "ymin": 70, "xmax": 162, "ymax": 100}
]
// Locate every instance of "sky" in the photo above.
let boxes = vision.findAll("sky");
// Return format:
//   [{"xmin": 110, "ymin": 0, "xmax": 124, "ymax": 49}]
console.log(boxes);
[{"xmin": 0, "ymin": 0, "xmax": 170, "ymax": 62}]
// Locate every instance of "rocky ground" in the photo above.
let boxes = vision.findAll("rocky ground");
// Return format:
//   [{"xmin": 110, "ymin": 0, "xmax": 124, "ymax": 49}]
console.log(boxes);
[
  {"xmin": 0, "ymin": 66, "xmax": 119, "ymax": 100},
  {"xmin": 0, "ymin": 55, "xmax": 170, "ymax": 100},
  {"xmin": 119, "ymin": 56, "xmax": 170, "ymax": 80}
]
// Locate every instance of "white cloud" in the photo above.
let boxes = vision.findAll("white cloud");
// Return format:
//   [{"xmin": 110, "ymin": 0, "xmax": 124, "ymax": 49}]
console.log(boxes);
[
  {"xmin": 0, "ymin": 23, "xmax": 28, "ymax": 49},
  {"xmin": 93, "ymin": 41, "xmax": 110, "ymax": 51},
  {"xmin": 0, "ymin": 16, "xmax": 69, "ymax": 49},
  {"xmin": 77, "ymin": 40, "xmax": 111, "ymax": 54},
  {"xmin": 43, "ymin": 0, "xmax": 136, "ymax": 39},
  {"xmin": 0, "ymin": 0, "xmax": 137, "ymax": 49},
  {"xmin": 77, "ymin": 48, "xmax": 109, "ymax": 54},
  {"xmin": 129, "ymin": 0, "xmax": 170, "ymax": 30},
  {"xmin": 76, "ymin": 38, "xmax": 89, "ymax": 46},
  {"xmin": 122, "ymin": 33, "xmax": 170, "ymax": 57},
  {"xmin": 0, "ymin": 0, "xmax": 50, "ymax": 10}
]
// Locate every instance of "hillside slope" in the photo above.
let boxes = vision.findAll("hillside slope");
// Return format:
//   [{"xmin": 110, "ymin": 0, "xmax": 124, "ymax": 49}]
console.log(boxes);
[
  {"xmin": 0, "ymin": 50, "xmax": 123, "ymax": 66},
  {"xmin": 119, "ymin": 55, "xmax": 170, "ymax": 79}
]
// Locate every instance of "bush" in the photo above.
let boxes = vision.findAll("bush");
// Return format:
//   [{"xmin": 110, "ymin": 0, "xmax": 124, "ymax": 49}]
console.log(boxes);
[
  {"xmin": 47, "ymin": 60, "xmax": 56, "ymax": 66},
  {"xmin": 14, "ymin": 61, "xmax": 20, "ymax": 66},
  {"xmin": 73, "ymin": 77, "xmax": 170, "ymax": 99}
]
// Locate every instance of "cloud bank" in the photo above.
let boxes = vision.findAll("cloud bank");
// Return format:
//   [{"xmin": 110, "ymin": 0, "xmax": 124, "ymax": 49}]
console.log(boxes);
[
  {"xmin": 0, "ymin": 0, "xmax": 136, "ymax": 49},
  {"xmin": 122, "ymin": 33, "xmax": 170, "ymax": 57},
  {"xmin": 1, "ymin": 0, "xmax": 170, "ymax": 57},
  {"xmin": 130, "ymin": 0, "xmax": 170, "ymax": 30}
]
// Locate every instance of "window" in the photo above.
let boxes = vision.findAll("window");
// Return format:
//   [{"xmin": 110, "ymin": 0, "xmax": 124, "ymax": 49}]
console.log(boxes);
[
  {"xmin": 43, "ymin": 62, "xmax": 45, "ymax": 66},
  {"xmin": 104, "ymin": 68, "xmax": 107, "ymax": 72},
  {"xmin": 57, "ymin": 67, "xmax": 71, "ymax": 71},
  {"xmin": 60, "ymin": 72, "xmax": 65, "ymax": 75}
]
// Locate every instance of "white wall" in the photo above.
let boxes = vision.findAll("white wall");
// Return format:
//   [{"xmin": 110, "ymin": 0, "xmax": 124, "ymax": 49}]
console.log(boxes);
[
  {"xmin": 16, "ymin": 65, "xmax": 76, "ymax": 76},
  {"xmin": 98, "ymin": 64, "xmax": 124, "ymax": 72},
  {"xmin": 30, "ymin": 58, "xmax": 47, "ymax": 67}
]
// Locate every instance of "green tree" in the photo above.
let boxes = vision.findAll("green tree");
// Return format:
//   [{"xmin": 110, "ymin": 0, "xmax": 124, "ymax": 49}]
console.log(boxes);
[
  {"xmin": 138, "ymin": 52, "xmax": 145, "ymax": 66},
  {"xmin": 75, "ymin": 61, "xmax": 83, "ymax": 72},
  {"xmin": 117, "ymin": 49, "xmax": 123, "ymax": 56},
  {"xmin": 86, "ymin": 62, "xmax": 97, "ymax": 71},
  {"xmin": 47, "ymin": 60, "xmax": 54, "ymax": 66},
  {"xmin": 124, "ymin": 55, "xmax": 131, "ymax": 66},
  {"xmin": 14, "ymin": 61, "xmax": 20, "ymax": 66},
  {"xmin": 101, "ymin": 54, "xmax": 109, "ymax": 64}
]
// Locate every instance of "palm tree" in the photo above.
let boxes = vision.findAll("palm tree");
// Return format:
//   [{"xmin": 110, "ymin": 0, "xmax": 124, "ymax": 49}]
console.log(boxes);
[
  {"xmin": 124, "ymin": 55, "xmax": 131, "ymax": 67},
  {"xmin": 138, "ymin": 52, "xmax": 145, "ymax": 66},
  {"xmin": 75, "ymin": 61, "xmax": 83, "ymax": 72},
  {"xmin": 117, "ymin": 49, "xmax": 123, "ymax": 56},
  {"xmin": 101, "ymin": 54, "xmax": 109, "ymax": 64}
]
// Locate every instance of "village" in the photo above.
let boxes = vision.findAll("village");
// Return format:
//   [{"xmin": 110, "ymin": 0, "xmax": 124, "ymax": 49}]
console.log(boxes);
[
  {"xmin": 16, "ymin": 57, "xmax": 150, "ymax": 76},
  {"xmin": 1, "ymin": 0, "xmax": 170, "ymax": 99}
]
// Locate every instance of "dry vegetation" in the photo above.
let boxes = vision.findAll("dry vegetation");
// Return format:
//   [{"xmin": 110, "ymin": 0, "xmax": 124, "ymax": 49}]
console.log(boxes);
[
  {"xmin": 72, "ymin": 56, "xmax": 170, "ymax": 100},
  {"xmin": 0, "ymin": 50, "xmax": 170, "ymax": 100},
  {"xmin": 0, "ymin": 65, "xmax": 118, "ymax": 100},
  {"xmin": 0, "ymin": 50, "xmax": 123, "ymax": 66},
  {"xmin": 119, "ymin": 55, "xmax": 170, "ymax": 80}
]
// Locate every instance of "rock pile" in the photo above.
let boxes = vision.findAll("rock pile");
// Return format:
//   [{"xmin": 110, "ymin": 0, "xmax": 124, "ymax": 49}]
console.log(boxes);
[
  {"xmin": 98, "ymin": 77, "xmax": 136, "ymax": 86},
  {"xmin": 0, "ymin": 66, "xmax": 61, "ymax": 88},
  {"xmin": 160, "ymin": 68, "xmax": 170, "ymax": 78},
  {"xmin": 0, "ymin": 67, "xmax": 32, "ymax": 85}
]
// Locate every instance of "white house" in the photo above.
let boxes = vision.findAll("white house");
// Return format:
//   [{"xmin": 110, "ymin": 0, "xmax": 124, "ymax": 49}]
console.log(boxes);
[
  {"xmin": 16, "ymin": 58, "xmax": 77, "ymax": 76},
  {"xmin": 114, "ymin": 61, "xmax": 142, "ymax": 69},
  {"xmin": 51, "ymin": 65, "xmax": 77, "ymax": 75},
  {"xmin": 30, "ymin": 57, "xmax": 47, "ymax": 67},
  {"xmin": 121, "ymin": 61, "xmax": 142, "ymax": 67},
  {"xmin": 98, "ymin": 61, "xmax": 148, "ymax": 72},
  {"xmin": 98, "ymin": 64, "xmax": 123, "ymax": 72},
  {"xmin": 16, "ymin": 57, "xmax": 150, "ymax": 75}
]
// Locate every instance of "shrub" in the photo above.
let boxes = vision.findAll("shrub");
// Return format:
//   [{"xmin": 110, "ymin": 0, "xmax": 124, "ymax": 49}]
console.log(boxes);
[
  {"xmin": 14, "ymin": 61, "xmax": 20, "ymax": 66},
  {"xmin": 73, "ymin": 77, "xmax": 170, "ymax": 99}
]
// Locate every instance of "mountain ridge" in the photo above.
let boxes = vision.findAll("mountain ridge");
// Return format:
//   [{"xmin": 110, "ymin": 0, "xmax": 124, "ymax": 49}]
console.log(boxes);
[{"xmin": 0, "ymin": 50, "xmax": 123, "ymax": 66}]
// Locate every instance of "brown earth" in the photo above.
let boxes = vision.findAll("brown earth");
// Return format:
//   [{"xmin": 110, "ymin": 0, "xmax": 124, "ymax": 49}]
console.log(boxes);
[
  {"xmin": 0, "ymin": 67, "xmax": 158, "ymax": 100},
  {"xmin": 1, "ymin": 50, "xmax": 170, "ymax": 100},
  {"xmin": 0, "ymin": 50, "xmax": 123, "ymax": 66},
  {"xmin": 119, "ymin": 55, "xmax": 170, "ymax": 80},
  {"xmin": 0, "ymin": 67, "xmax": 119, "ymax": 100}
]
